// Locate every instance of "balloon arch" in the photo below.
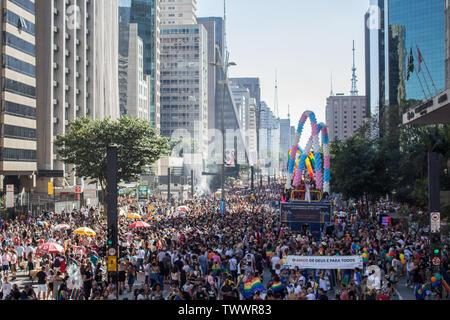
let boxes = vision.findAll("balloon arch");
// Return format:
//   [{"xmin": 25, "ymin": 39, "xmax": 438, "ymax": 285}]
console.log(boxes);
[{"xmin": 285, "ymin": 110, "xmax": 330, "ymax": 194}]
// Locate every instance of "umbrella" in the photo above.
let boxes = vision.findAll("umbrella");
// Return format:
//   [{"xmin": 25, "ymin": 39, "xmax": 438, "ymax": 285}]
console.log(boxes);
[
  {"xmin": 54, "ymin": 224, "xmax": 71, "ymax": 231},
  {"xmin": 73, "ymin": 227, "xmax": 96, "ymax": 237},
  {"xmin": 127, "ymin": 212, "xmax": 142, "ymax": 219},
  {"xmin": 37, "ymin": 242, "xmax": 65, "ymax": 254},
  {"xmin": 172, "ymin": 211, "xmax": 186, "ymax": 217},
  {"xmin": 129, "ymin": 221, "xmax": 151, "ymax": 229},
  {"xmin": 176, "ymin": 206, "xmax": 189, "ymax": 212}
]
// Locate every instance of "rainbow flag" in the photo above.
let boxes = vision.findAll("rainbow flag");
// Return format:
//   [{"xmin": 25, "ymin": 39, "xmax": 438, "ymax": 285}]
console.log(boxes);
[
  {"xmin": 414, "ymin": 284, "xmax": 428, "ymax": 300},
  {"xmin": 174, "ymin": 295, "xmax": 182, "ymax": 300},
  {"xmin": 266, "ymin": 249, "xmax": 273, "ymax": 259},
  {"xmin": 271, "ymin": 281, "xmax": 284, "ymax": 292},
  {"xmin": 70, "ymin": 287, "xmax": 84, "ymax": 300},
  {"xmin": 243, "ymin": 278, "xmax": 266, "ymax": 298},
  {"xmin": 312, "ymin": 281, "xmax": 319, "ymax": 293},
  {"xmin": 337, "ymin": 269, "xmax": 343, "ymax": 282},
  {"xmin": 442, "ymin": 278, "xmax": 450, "ymax": 293}
]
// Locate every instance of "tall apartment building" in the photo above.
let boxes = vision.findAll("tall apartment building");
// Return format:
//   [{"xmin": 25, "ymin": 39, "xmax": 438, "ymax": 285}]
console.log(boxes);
[
  {"xmin": 160, "ymin": 24, "xmax": 208, "ymax": 161},
  {"xmin": 326, "ymin": 94, "xmax": 367, "ymax": 142},
  {"xmin": 0, "ymin": 0, "xmax": 37, "ymax": 192},
  {"xmin": 160, "ymin": 0, "xmax": 197, "ymax": 26},
  {"xmin": 35, "ymin": 0, "xmax": 120, "ymax": 192}
]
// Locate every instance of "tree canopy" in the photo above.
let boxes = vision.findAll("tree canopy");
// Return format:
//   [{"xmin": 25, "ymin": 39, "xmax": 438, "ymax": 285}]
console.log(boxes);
[{"xmin": 54, "ymin": 116, "xmax": 170, "ymax": 205}]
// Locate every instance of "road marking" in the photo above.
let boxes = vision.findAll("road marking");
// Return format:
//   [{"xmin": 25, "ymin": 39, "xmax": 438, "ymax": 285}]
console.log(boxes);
[{"xmin": 397, "ymin": 291, "xmax": 404, "ymax": 300}]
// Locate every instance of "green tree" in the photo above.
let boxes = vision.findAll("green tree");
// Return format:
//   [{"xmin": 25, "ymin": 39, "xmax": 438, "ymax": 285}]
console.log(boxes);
[{"xmin": 55, "ymin": 116, "xmax": 170, "ymax": 211}]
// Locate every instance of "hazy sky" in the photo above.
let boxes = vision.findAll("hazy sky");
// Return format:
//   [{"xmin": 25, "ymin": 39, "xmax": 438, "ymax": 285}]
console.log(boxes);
[{"xmin": 197, "ymin": 0, "xmax": 370, "ymax": 126}]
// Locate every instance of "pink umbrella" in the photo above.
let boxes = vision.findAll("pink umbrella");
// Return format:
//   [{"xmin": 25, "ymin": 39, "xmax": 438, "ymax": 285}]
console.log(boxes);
[
  {"xmin": 37, "ymin": 242, "xmax": 65, "ymax": 254},
  {"xmin": 129, "ymin": 221, "xmax": 151, "ymax": 229}
]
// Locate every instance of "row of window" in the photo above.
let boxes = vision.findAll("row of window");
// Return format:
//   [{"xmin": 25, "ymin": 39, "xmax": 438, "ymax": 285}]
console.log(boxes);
[
  {"xmin": 2, "ymin": 31, "xmax": 35, "ymax": 57},
  {"xmin": 3, "ymin": 78, "xmax": 35, "ymax": 98},
  {"xmin": 2, "ymin": 124, "xmax": 36, "ymax": 141},
  {"xmin": 4, "ymin": 9, "xmax": 35, "ymax": 36},
  {"xmin": 3, "ymin": 54, "xmax": 35, "ymax": 77},
  {"xmin": 161, "ymin": 28, "xmax": 199, "ymax": 35},
  {"xmin": 1, "ymin": 100, "xmax": 36, "ymax": 119},
  {"xmin": 9, "ymin": 0, "xmax": 35, "ymax": 14},
  {"xmin": 0, "ymin": 147, "xmax": 36, "ymax": 162}
]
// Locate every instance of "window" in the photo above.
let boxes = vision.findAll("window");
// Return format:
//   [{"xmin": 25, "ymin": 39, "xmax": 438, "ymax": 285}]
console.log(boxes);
[
  {"xmin": 0, "ymin": 147, "xmax": 36, "ymax": 162},
  {"xmin": 5, "ymin": 10, "xmax": 35, "ymax": 36},
  {"xmin": 3, "ymin": 54, "xmax": 35, "ymax": 77},
  {"xmin": 3, "ymin": 32, "xmax": 35, "ymax": 56},
  {"xmin": 2, "ymin": 101, "xmax": 36, "ymax": 119},
  {"xmin": 3, "ymin": 78, "xmax": 35, "ymax": 98},
  {"xmin": 3, "ymin": 125, "xmax": 36, "ymax": 141},
  {"xmin": 9, "ymin": 0, "xmax": 35, "ymax": 14}
]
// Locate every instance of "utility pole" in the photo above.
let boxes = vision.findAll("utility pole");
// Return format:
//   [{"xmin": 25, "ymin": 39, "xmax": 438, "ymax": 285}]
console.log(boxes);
[
  {"xmin": 106, "ymin": 146, "xmax": 118, "ymax": 299},
  {"xmin": 428, "ymin": 152, "xmax": 442, "ymax": 298},
  {"xmin": 167, "ymin": 167, "xmax": 171, "ymax": 204},
  {"xmin": 191, "ymin": 170, "xmax": 194, "ymax": 199}
]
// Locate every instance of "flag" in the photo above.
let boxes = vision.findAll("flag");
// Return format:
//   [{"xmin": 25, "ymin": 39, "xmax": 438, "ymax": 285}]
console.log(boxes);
[
  {"xmin": 354, "ymin": 271, "xmax": 362, "ymax": 285},
  {"xmin": 407, "ymin": 48, "xmax": 414, "ymax": 80},
  {"xmin": 312, "ymin": 281, "xmax": 319, "ymax": 293},
  {"xmin": 417, "ymin": 47, "xmax": 423, "ymax": 73},
  {"xmin": 271, "ymin": 281, "xmax": 284, "ymax": 292},
  {"xmin": 212, "ymin": 264, "xmax": 221, "ymax": 276},
  {"xmin": 442, "ymin": 278, "xmax": 450, "ymax": 293},
  {"xmin": 243, "ymin": 278, "xmax": 266, "ymax": 298},
  {"xmin": 265, "ymin": 249, "xmax": 273, "ymax": 259}
]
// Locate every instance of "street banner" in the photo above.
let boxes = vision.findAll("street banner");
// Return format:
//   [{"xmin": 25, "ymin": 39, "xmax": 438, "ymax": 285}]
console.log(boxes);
[
  {"xmin": 280, "ymin": 202, "xmax": 332, "ymax": 224},
  {"xmin": 138, "ymin": 186, "xmax": 148, "ymax": 200},
  {"xmin": 6, "ymin": 185, "xmax": 14, "ymax": 208},
  {"xmin": 281, "ymin": 255, "xmax": 363, "ymax": 270},
  {"xmin": 48, "ymin": 182, "xmax": 54, "ymax": 195}
]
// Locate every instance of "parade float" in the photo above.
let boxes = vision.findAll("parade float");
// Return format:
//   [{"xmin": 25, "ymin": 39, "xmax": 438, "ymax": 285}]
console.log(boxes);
[{"xmin": 280, "ymin": 110, "xmax": 332, "ymax": 237}]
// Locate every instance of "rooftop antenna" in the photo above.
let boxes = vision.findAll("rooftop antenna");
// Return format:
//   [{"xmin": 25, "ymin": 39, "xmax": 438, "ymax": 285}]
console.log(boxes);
[
  {"xmin": 224, "ymin": 0, "xmax": 228, "ymax": 58},
  {"xmin": 330, "ymin": 72, "xmax": 334, "ymax": 96},
  {"xmin": 350, "ymin": 40, "xmax": 358, "ymax": 96},
  {"xmin": 288, "ymin": 104, "xmax": 291, "ymax": 119},
  {"xmin": 274, "ymin": 69, "xmax": 279, "ymax": 119}
]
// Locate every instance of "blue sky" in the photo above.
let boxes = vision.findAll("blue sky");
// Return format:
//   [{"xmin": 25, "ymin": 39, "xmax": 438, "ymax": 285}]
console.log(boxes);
[{"xmin": 198, "ymin": 0, "xmax": 370, "ymax": 126}]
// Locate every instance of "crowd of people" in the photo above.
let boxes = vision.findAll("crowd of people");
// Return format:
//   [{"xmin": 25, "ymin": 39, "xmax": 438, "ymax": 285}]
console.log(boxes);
[{"xmin": 0, "ymin": 181, "xmax": 448, "ymax": 301}]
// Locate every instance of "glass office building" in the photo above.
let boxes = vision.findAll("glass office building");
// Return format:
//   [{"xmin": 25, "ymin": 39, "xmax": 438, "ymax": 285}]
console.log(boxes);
[{"xmin": 387, "ymin": 0, "xmax": 445, "ymax": 105}]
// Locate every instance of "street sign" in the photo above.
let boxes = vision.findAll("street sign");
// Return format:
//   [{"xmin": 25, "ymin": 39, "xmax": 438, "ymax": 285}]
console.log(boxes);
[
  {"xmin": 220, "ymin": 200, "xmax": 225, "ymax": 214},
  {"xmin": 432, "ymin": 256, "xmax": 441, "ymax": 266},
  {"xmin": 107, "ymin": 256, "xmax": 117, "ymax": 272},
  {"xmin": 108, "ymin": 248, "xmax": 116, "ymax": 256},
  {"xmin": 48, "ymin": 182, "xmax": 54, "ymax": 195},
  {"xmin": 75, "ymin": 186, "xmax": 82, "ymax": 194},
  {"xmin": 6, "ymin": 185, "xmax": 14, "ymax": 208},
  {"xmin": 431, "ymin": 212, "xmax": 440, "ymax": 233}
]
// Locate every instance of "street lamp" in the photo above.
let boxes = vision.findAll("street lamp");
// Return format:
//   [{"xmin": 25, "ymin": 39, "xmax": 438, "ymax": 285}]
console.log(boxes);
[{"xmin": 210, "ymin": 48, "xmax": 236, "ymax": 206}]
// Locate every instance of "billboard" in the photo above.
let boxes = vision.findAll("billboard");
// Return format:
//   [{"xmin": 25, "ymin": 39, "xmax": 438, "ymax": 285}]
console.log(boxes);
[
  {"xmin": 280, "ymin": 202, "xmax": 332, "ymax": 224},
  {"xmin": 138, "ymin": 186, "xmax": 148, "ymax": 200}
]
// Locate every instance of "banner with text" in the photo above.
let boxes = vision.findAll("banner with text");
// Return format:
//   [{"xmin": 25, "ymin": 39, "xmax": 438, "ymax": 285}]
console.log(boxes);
[{"xmin": 281, "ymin": 255, "xmax": 363, "ymax": 270}]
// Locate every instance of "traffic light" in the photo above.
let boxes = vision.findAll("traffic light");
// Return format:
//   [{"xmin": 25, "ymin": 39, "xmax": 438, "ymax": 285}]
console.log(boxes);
[{"xmin": 430, "ymin": 233, "xmax": 441, "ymax": 268}]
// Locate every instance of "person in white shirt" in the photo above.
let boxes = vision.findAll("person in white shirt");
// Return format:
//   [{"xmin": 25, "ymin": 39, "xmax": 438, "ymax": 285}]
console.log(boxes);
[
  {"xmin": 1, "ymin": 276, "xmax": 12, "ymax": 299},
  {"xmin": 1, "ymin": 251, "xmax": 11, "ymax": 277},
  {"xmin": 15, "ymin": 245, "xmax": 24, "ymax": 265},
  {"xmin": 271, "ymin": 254, "xmax": 280, "ymax": 271},
  {"xmin": 136, "ymin": 248, "xmax": 145, "ymax": 273},
  {"xmin": 305, "ymin": 288, "xmax": 316, "ymax": 300}
]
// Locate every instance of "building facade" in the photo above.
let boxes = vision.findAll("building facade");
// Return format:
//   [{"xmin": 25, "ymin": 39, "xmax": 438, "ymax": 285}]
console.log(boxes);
[
  {"xmin": 159, "ymin": 24, "xmax": 208, "ymax": 162},
  {"xmin": 366, "ymin": 0, "xmax": 445, "ymax": 127},
  {"xmin": 0, "ymin": 0, "xmax": 37, "ymax": 192},
  {"xmin": 119, "ymin": 22, "xmax": 151, "ymax": 120},
  {"xmin": 35, "ymin": 0, "xmax": 120, "ymax": 191},
  {"xmin": 160, "ymin": 0, "xmax": 197, "ymax": 26},
  {"xmin": 126, "ymin": 0, "xmax": 161, "ymax": 130},
  {"xmin": 326, "ymin": 94, "xmax": 367, "ymax": 142}
]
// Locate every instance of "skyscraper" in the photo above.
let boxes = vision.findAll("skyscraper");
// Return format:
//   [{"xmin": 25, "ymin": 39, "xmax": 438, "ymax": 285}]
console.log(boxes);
[
  {"xmin": 366, "ymin": 0, "xmax": 445, "ymax": 126},
  {"xmin": 386, "ymin": 0, "xmax": 445, "ymax": 105},
  {"xmin": 0, "ymin": 0, "xmax": 37, "ymax": 192},
  {"xmin": 121, "ymin": 0, "xmax": 161, "ymax": 130},
  {"xmin": 35, "ymin": 0, "xmax": 120, "ymax": 191},
  {"xmin": 159, "ymin": 24, "xmax": 209, "ymax": 161}
]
